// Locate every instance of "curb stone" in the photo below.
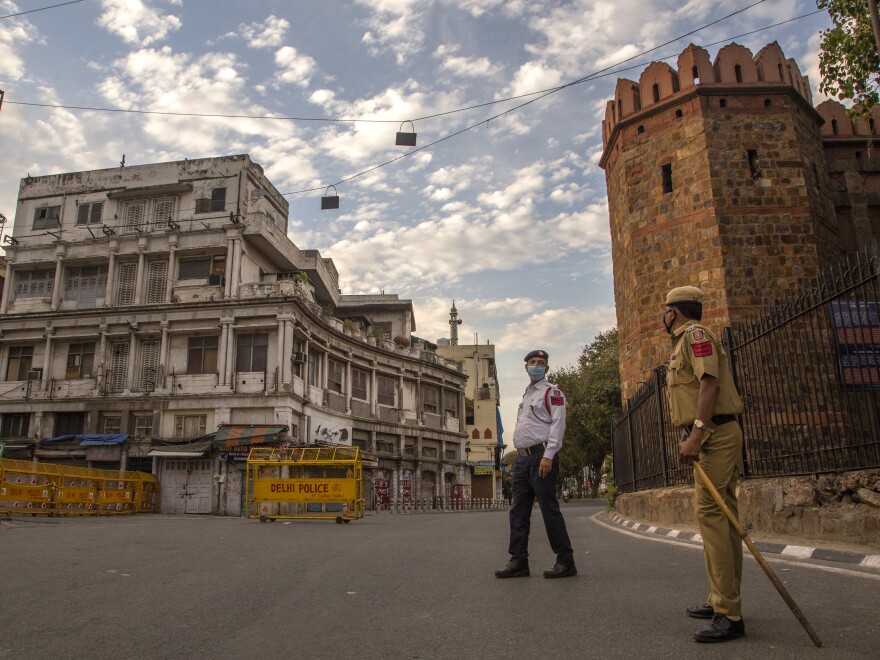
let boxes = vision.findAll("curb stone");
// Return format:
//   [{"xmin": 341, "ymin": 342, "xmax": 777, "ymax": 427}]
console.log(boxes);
[{"xmin": 605, "ymin": 512, "xmax": 880, "ymax": 569}]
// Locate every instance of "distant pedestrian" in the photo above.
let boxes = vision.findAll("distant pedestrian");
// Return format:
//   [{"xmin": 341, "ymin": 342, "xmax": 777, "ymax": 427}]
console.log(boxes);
[
  {"xmin": 664, "ymin": 286, "xmax": 745, "ymax": 643},
  {"xmin": 495, "ymin": 349, "xmax": 576, "ymax": 579}
]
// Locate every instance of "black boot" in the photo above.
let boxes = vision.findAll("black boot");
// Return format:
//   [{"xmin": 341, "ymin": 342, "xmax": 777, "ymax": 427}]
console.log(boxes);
[
  {"xmin": 694, "ymin": 614, "xmax": 745, "ymax": 643},
  {"xmin": 495, "ymin": 559, "xmax": 529, "ymax": 578}
]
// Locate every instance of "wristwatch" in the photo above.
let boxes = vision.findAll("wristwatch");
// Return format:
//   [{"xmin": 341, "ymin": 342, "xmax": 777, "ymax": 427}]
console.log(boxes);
[{"xmin": 693, "ymin": 419, "xmax": 707, "ymax": 430}]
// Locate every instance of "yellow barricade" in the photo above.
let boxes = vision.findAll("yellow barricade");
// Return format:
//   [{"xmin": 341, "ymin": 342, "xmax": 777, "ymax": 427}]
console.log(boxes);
[
  {"xmin": 0, "ymin": 459, "xmax": 60, "ymax": 514},
  {"xmin": 247, "ymin": 446, "xmax": 363, "ymax": 523},
  {"xmin": 0, "ymin": 459, "xmax": 161, "ymax": 516},
  {"xmin": 135, "ymin": 472, "xmax": 160, "ymax": 512},
  {"xmin": 56, "ymin": 466, "xmax": 102, "ymax": 514}
]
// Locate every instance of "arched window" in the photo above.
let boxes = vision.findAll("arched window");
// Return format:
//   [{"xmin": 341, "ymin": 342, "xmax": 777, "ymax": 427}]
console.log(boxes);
[
  {"xmin": 764, "ymin": 99, "xmax": 772, "ymax": 108},
  {"xmin": 720, "ymin": 98, "xmax": 728, "ymax": 108},
  {"xmin": 675, "ymin": 109, "xmax": 683, "ymax": 119},
  {"xmin": 471, "ymin": 428, "xmax": 480, "ymax": 439},
  {"xmin": 777, "ymin": 62, "xmax": 785, "ymax": 81},
  {"xmin": 870, "ymin": 118, "xmax": 877, "ymax": 135},
  {"xmin": 484, "ymin": 429, "xmax": 492, "ymax": 440},
  {"xmin": 692, "ymin": 66, "xmax": 699, "ymax": 84},
  {"xmin": 734, "ymin": 64, "xmax": 743, "ymax": 83},
  {"xmin": 652, "ymin": 83, "xmax": 660, "ymax": 103},
  {"xmin": 637, "ymin": 125, "xmax": 645, "ymax": 134},
  {"xmin": 832, "ymin": 119, "xmax": 839, "ymax": 136}
]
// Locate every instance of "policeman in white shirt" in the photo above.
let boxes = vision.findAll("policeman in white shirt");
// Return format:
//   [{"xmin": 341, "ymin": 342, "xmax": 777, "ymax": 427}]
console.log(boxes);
[{"xmin": 495, "ymin": 349, "xmax": 576, "ymax": 579}]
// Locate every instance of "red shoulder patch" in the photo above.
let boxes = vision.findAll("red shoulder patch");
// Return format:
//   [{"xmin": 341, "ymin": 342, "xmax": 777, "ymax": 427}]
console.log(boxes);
[
  {"xmin": 692, "ymin": 341, "xmax": 713, "ymax": 357},
  {"xmin": 550, "ymin": 396, "xmax": 564, "ymax": 405}
]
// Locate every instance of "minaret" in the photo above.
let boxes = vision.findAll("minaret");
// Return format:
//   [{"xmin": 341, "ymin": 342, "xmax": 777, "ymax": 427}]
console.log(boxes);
[{"xmin": 449, "ymin": 301, "xmax": 463, "ymax": 346}]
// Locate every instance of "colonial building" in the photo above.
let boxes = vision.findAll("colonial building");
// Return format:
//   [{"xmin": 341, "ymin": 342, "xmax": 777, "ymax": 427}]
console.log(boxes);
[
  {"xmin": 0, "ymin": 154, "xmax": 469, "ymax": 514},
  {"xmin": 599, "ymin": 41, "xmax": 880, "ymax": 398},
  {"xmin": 435, "ymin": 302, "xmax": 503, "ymax": 499}
]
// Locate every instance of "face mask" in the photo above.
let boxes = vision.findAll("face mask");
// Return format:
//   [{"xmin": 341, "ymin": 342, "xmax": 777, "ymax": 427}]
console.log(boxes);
[
  {"xmin": 527, "ymin": 365, "xmax": 546, "ymax": 380},
  {"xmin": 663, "ymin": 309, "xmax": 675, "ymax": 335}
]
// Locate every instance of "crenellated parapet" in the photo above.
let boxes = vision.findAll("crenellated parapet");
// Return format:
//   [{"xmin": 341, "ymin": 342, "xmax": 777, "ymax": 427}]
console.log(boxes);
[
  {"xmin": 816, "ymin": 99, "xmax": 880, "ymax": 137},
  {"xmin": 600, "ymin": 41, "xmax": 811, "ymax": 157}
]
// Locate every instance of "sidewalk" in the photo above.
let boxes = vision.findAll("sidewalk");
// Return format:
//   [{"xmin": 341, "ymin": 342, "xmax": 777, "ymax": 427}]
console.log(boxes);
[{"xmin": 598, "ymin": 510, "xmax": 880, "ymax": 569}]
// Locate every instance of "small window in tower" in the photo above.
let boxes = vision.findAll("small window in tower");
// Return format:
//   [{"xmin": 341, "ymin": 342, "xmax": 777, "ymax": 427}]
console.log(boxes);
[
  {"xmin": 661, "ymin": 164, "xmax": 673, "ymax": 194},
  {"xmin": 692, "ymin": 66, "xmax": 699, "ymax": 84},
  {"xmin": 856, "ymin": 151, "xmax": 862, "ymax": 160},
  {"xmin": 734, "ymin": 64, "xmax": 743, "ymax": 83},
  {"xmin": 616, "ymin": 99, "xmax": 621, "ymax": 120},
  {"xmin": 764, "ymin": 99, "xmax": 772, "ymax": 108},
  {"xmin": 870, "ymin": 118, "xmax": 876, "ymax": 135},
  {"xmin": 778, "ymin": 63, "xmax": 785, "ymax": 81},
  {"xmin": 637, "ymin": 125, "xmax": 645, "ymax": 134},
  {"xmin": 832, "ymin": 119, "xmax": 839, "ymax": 135},
  {"xmin": 675, "ymin": 109, "xmax": 683, "ymax": 119},
  {"xmin": 720, "ymin": 98, "xmax": 727, "ymax": 108},
  {"xmin": 652, "ymin": 83, "xmax": 660, "ymax": 103},
  {"xmin": 746, "ymin": 150, "xmax": 762, "ymax": 179}
]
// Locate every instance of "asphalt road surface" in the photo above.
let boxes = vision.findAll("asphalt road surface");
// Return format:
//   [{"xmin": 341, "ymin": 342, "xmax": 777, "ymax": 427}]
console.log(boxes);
[{"xmin": 2, "ymin": 500, "xmax": 878, "ymax": 659}]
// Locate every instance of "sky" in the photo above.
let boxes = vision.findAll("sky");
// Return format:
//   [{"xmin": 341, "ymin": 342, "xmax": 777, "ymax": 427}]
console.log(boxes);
[{"xmin": 0, "ymin": 0, "xmax": 834, "ymax": 440}]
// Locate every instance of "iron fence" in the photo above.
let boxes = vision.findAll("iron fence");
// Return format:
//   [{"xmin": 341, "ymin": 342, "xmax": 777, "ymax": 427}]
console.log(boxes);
[{"xmin": 613, "ymin": 245, "xmax": 880, "ymax": 493}]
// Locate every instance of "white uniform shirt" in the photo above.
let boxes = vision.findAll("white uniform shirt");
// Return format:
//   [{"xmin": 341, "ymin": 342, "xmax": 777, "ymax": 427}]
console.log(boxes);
[{"xmin": 512, "ymin": 379, "xmax": 566, "ymax": 460}]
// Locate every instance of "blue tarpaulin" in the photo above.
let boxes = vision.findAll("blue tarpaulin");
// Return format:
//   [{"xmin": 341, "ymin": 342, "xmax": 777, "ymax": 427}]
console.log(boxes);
[{"xmin": 42, "ymin": 434, "xmax": 129, "ymax": 446}]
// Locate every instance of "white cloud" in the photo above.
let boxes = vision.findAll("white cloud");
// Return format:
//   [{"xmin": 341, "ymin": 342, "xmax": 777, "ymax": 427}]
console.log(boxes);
[
  {"xmin": 496, "ymin": 305, "xmax": 616, "ymax": 353},
  {"xmin": 434, "ymin": 44, "xmax": 503, "ymax": 78},
  {"xmin": 356, "ymin": 0, "xmax": 426, "ymax": 65},
  {"xmin": 97, "ymin": 0, "xmax": 181, "ymax": 47},
  {"xmin": 274, "ymin": 45, "xmax": 317, "ymax": 87},
  {"xmin": 0, "ymin": 3, "xmax": 36, "ymax": 80},
  {"xmin": 235, "ymin": 14, "xmax": 289, "ymax": 49}
]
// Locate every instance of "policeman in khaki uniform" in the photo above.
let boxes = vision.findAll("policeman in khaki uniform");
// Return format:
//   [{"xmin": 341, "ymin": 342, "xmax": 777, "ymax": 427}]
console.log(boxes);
[{"xmin": 664, "ymin": 286, "xmax": 745, "ymax": 643}]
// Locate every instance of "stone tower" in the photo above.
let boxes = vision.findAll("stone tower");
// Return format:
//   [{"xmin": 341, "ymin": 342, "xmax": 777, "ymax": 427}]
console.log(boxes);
[{"xmin": 600, "ymin": 42, "xmax": 842, "ymax": 400}]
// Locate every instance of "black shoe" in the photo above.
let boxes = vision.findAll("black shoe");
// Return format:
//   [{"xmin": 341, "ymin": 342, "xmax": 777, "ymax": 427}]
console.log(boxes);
[
  {"xmin": 686, "ymin": 604, "xmax": 714, "ymax": 619},
  {"xmin": 694, "ymin": 614, "xmax": 745, "ymax": 643},
  {"xmin": 543, "ymin": 563, "xmax": 577, "ymax": 578},
  {"xmin": 495, "ymin": 560, "xmax": 529, "ymax": 578}
]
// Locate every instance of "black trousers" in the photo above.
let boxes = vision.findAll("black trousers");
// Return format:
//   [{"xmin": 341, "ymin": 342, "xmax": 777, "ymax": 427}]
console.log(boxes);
[{"xmin": 508, "ymin": 451, "xmax": 574, "ymax": 565}]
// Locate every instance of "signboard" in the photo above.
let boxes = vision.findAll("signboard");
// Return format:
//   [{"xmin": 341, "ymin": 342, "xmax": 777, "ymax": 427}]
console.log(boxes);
[
  {"xmin": 374, "ymin": 479, "xmax": 389, "ymax": 508},
  {"xmin": 253, "ymin": 478, "xmax": 357, "ymax": 502},
  {"xmin": 473, "ymin": 465, "xmax": 495, "ymax": 476},
  {"xmin": 309, "ymin": 412, "xmax": 352, "ymax": 445}
]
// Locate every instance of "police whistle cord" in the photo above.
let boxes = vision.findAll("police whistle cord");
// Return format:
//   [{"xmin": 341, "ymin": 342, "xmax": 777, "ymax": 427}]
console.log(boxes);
[{"xmin": 692, "ymin": 461, "xmax": 822, "ymax": 648}]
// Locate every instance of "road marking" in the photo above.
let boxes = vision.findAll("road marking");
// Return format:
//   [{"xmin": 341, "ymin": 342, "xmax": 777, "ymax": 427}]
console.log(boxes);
[{"xmin": 589, "ymin": 513, "xmax": 880, "ymax": 581}]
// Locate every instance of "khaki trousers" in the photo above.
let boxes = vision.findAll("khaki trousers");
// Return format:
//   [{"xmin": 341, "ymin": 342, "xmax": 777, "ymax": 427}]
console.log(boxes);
[{"xmin": 694, "ymin": 422, "xmax": 743, "ymax": 617}]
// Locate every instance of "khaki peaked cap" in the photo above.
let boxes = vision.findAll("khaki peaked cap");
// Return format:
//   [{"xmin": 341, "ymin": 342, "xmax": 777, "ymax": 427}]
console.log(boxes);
[{"xmin": 665, "ymin": 286, "xmax": 705, "ymax": 306}]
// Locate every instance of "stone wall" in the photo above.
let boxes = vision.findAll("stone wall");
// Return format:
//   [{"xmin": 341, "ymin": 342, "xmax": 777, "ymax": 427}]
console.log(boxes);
[{"xmin": 615, "ymin": 469, "xmax": 880, "ymax": 547}]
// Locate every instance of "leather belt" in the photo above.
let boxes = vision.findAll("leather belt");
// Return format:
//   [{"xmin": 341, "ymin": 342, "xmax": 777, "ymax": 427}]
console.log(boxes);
[
  {"xmin": 712, "ymin": 414, "xmax": 737, "ymax": 426},
  {"xmin": 516, "ymin": 443, "xmax": 546, "ymax": 457}
]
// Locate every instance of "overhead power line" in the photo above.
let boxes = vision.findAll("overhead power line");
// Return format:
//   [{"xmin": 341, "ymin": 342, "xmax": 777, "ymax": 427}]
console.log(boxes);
[{"xmin": 0, "ymin": 0, "xmax": 88, "ymax": 21}]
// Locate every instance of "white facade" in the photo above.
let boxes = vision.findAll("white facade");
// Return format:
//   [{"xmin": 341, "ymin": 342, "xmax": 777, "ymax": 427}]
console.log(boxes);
[{"xmin": 0, "ymin": 155, "xmax": 468, "ymax": 514}]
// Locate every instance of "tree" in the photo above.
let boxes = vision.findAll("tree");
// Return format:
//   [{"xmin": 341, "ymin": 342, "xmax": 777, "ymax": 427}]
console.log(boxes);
[
  {"xmin": 548, "ymin": 328, "xmax": 621, "ymax": 494},
  {"xmin": 818, "ymin": 0, "xmax": 880, "ymax": 113}
]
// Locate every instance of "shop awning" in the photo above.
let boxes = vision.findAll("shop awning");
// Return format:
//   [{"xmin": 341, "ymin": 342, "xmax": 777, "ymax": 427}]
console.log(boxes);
[
  {"xmin": 212, "ymin": 425, "xmax": 287, "ymax": 449},
  {"xmin": 42, "ymin": 434, "xmax": 128, "ymax": 446},
  {"xmin": 147, "ymin": 439, "xmax": 213, "ymax": 458}
]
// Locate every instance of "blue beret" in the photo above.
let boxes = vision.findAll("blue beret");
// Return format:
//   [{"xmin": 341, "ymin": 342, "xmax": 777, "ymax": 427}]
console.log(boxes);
[{"xmin": 524, "ymin": 349, "xmax": 549, "ymax": 362}]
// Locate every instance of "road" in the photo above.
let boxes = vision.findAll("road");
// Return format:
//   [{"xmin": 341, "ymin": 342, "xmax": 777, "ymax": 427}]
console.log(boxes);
[{"xmin": 1, "ymin": 500, "xmax": 877, "ymax": 659}]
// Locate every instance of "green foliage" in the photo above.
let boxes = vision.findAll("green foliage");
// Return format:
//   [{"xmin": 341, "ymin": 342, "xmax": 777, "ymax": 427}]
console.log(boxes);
[
  {"xmin": 818, "ymin": 0, "xmax": 880, "ymax": 113},
  {"xmin": 291, "ymin": 271, "xmax": 309, "ymax": 285},
  {"xmin": 548, "ymin": 328, "xmax": 621, "ymax": 491}
]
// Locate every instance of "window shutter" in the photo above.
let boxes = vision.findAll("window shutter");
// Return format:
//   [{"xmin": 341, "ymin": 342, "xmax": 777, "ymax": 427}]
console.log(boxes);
[
  {"xmin": 123, "ymin": 201, "xmax": 145, "ymax": 233},
  {"xmin": 135, "ymin": 340, "xmax": 160, "ymax": 392},
  {"xmin": 116, "ymin": 263, "xmax": 137, "ymax": 306},
  {"xmin": 145, "ymin": 260, "xmax": 168, "ymax": 304},
  {"xmin": 153, "ymin": 198, "xmax": 175, "ymax": 230},
  {"xmin": 107, "ymin": 341, "xmax": 130, "ymax": 393}
]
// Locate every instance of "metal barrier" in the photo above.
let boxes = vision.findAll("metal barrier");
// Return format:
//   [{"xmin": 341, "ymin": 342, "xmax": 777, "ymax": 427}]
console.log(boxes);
[
  {"xmin": 0, "ymin": 459, "xmax": 159, "ymax": 516},
  {"xmin": 0, "ymin": 459, "xmax": 60, "ymax": 514},
  {"xmin": 246, "ymin": 446, "xmax": 363, "ymax": 523}
]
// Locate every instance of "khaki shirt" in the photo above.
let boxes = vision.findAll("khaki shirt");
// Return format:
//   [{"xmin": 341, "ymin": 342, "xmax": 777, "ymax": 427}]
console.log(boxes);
[{"xmin": 666, "ymin": 322, "xmax": 743, "ymax": 428}]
